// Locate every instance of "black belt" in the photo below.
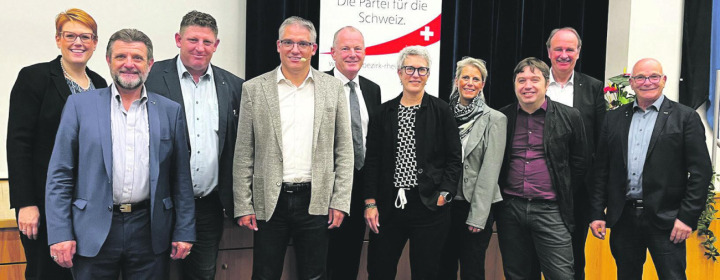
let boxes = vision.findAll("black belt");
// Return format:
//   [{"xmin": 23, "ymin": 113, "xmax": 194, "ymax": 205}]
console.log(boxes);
[
  {"xmin": 505, "ymin": 195, "xmax": 555, "ymax": 203},
  {"xmin": 113, "ymin": 200, "xmax": 149, "ymax": 213},
  {"xmin": 282, "ymin": 182, "xmax": 311, "ymax": 193},
  {"xmin": 626, "ymin": 199, "xmax": 644, "ymax": 209}
]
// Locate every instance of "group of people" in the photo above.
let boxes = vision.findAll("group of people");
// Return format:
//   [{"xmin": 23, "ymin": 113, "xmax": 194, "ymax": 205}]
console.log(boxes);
[{"xmin": 6, "ymin": 7, "xmax": 711, "ymax": 280}]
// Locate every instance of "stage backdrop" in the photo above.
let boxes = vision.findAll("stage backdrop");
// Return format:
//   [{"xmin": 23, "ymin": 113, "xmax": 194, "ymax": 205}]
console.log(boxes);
[{"xmin": 319, "ymin": 0, "xmax": 442, "ymax": 102}]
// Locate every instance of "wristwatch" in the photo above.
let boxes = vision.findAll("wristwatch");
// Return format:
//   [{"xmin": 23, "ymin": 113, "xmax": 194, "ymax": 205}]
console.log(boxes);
[{"xmin": 440, "ymin": 191, "xmax": 452, "ymax": 202}]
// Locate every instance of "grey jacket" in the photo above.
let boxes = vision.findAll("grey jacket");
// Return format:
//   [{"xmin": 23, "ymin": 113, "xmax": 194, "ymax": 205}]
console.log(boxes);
[
  {"xmin": 232, "ymin": 67, "xmax": 354, "ymax": 220},
  {"xmin": 460, "ymin": 108, "xmax": 506, "ymax": 229}
]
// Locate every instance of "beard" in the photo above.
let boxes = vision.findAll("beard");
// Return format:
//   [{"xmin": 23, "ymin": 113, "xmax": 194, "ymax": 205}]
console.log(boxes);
[{"xmin": 112, "ymin": 70, "xmax": 145, "ymax": 90}]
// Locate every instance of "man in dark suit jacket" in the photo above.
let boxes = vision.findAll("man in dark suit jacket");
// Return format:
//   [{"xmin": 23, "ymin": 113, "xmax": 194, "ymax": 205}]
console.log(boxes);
[
  {"xmin": 544, "ymin": 27, "xmax": 606, "ymax": 280},
  {"xmin": 145, "ymin": 11, "xmax": 244, "ymax": 280},
  {"xmin": 590, "ymin": 58, "xmax": 711, "ymax": 279},
  {"xmin": 497, "ymin": 57, "xmax": 587, "ymax": 279},
  {"xmin": 323, "ymin": 26, "xmax": 381, "ymax": 279},
  {"xmin": 45, "ymin": 29, "xmax": 195, "ymax": 279}
]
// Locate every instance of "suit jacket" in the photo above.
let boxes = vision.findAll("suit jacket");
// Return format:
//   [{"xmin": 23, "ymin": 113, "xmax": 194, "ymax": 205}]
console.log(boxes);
[
  {"xmin": 325, "ymin": 69, "xmax": 381, "ymax": 215},
  {"xmin": 145, "ymin": 56, "xmax": 244, "ymax": 217},
  {"xmin": 499, "ymin": 97, "xmax": 588, "ymax": 232},
  {"xmin": 459, "ymin": 108, "xmax": 507, "ymax": 229},
  {"xmin": 363, "ymin": 93, "xmax": 462, "ymax": 215},
  {"xmin": 232, "ymin": 67, "xmax": 354, "ymax": 220},
  {"xmin": 571, "ymin": 71, "xmax": 605, "ymax": 151},
  {"xmin": 590, "ymin": 97, "xmax": 711, "ymax": 230},
  {"xmin": 7, "ymin": 55, "xmax": 107, "ymax": 210},
  {"xmin": 45, "ymin": 87, "xmax": 196, "ymax": 257}
]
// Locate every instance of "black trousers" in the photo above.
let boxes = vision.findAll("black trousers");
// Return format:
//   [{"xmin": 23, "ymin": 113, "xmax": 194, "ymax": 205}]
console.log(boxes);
[
  {"xmin": 438, "ymin": 200, "xmax": 495, "ymax": 280},
  {"xmin": 327, "ymin": 169, "xmax": 367, "ymax": 279},
  {"xmin": 367, "ymin": 189, "xmax": 450, "ymax": 280},
  {"xmin": 609, "ymin": 203, "xmax": 687, "ymax": 280},
  {"xmin": 252, "ymin": 189, "xmax": 329, "ymax": 280},
  {"xmin": 179, "ymin": 191, "xmax": 224, "ymax": 280},
  {"xmin": 16, "ymin": 206, "xmax": 73, "ymax": 280}
]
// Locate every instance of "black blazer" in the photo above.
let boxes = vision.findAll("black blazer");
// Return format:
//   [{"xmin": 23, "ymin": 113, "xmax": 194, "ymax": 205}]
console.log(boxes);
[
  {"xmin": 7, "ymin": 55, "xmax": 107, "ymax": 209},
  {"xmin": 499, "ymin": 97, "xmax": 588, "ymax": 232},
  {"xmin": 590, "ymin": 98, "xmax": 711, "ymax": 230},
  {"xmin": 325, "ymin": 69, "xmax": 381, "ymax": 215},
  {"xmin": 363, "ymin": 93, "xmax": 462, "ymax": 215},
  {"xmin": 571, "ymin": 71, "xmax": 605, "ymax": 152},
  {"xmin": 145, "ymin": 56, "xmax": 244, "ymax": 218}
]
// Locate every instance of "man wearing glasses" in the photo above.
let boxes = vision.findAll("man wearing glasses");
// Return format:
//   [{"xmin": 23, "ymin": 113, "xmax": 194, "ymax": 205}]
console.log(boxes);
[
  {"xmin": 233, "ymin": 16, "xmax": 353, "ymax": 279},
  {"xmin": 589, "ymin": 58, "xmax": 711, "ymax": 279}
]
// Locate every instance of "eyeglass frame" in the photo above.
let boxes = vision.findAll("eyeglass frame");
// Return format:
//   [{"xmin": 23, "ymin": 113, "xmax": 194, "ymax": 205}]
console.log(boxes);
[
  {"xmin": 278, "ymin": 39, "xmax": 315, "ymax": 50},
  {"xmin": 630, "ymin": 74, "xmax": 665, "ymax": 84},
  {"xmin": 58, "ymin": 31, "xmax": 97, "ymax": 43},
  {"xmin": 401, "ymin": 65, "xmax": 430, "ymax": 76}
]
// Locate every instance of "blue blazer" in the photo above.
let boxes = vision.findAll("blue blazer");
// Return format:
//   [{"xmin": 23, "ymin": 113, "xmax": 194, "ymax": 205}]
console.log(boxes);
[{"xmin": 45, "ymin": 87, "xmax": 196, "ymax": 257}]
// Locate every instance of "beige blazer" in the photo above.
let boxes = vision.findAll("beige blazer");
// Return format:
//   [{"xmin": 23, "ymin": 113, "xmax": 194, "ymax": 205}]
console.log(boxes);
[
  {"xmin": 233, "ymin": 67, "xmax": 353, "ymax": 220},
  {"xmin": 461, "ymin": 108, "xmax": 506, "ymax": 229}
]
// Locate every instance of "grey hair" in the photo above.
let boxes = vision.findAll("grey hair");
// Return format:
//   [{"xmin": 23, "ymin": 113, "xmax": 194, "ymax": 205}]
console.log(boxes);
[
  {"xmin": 278, "ymin": 16, "xmax": 317, "ymax": 43},
  {"xmin": 333, "ymin": 26, "xmax": 364, "ymax": 47},
  {"xmin": 180, "ymin": 10, "xmax": 218, "ymax": 36},
  {"xmin": 451, "ymin": 56, "xmax": 488, "ymax": 95},
  {"xmin": 396, "ymin": 45, "xmax": 431, "ymax": 70},
  {"xmin": 546, "ymin": 27, "xmax": 582, "ymax": 49},
  {"xmin": 513, "ymin": 57, "xmax": 550, "ymax": 83},
  {"xmin": 106, "ymin": 28, "xmax": 154, "ymax": 61}
]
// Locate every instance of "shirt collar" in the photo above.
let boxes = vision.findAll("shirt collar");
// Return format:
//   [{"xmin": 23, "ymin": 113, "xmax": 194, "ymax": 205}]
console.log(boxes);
[
  {"xmin": 549, "ymin": 69, "xmax": 574, "ymax": 86},
  {"xmin": 333, "ymin": 69, "xmax": 359, "ymax": 87},
  {"xmin": 516, "ymin": 98, "xmax": 548, "ymax": 114},
  {"xmin": 633, "ymin": 95, "xmax": 665, "ymax": 112},
  {"xmin": 276, "ymin": 66, "xmax": 314, "ymax": 86},
  {"xmin": 177, "ymin": 57, "xmax": 213, "ymax": 81},
  {"xmin": 111, "ymin": 83, "xmax": 148, "ymax": 105}
]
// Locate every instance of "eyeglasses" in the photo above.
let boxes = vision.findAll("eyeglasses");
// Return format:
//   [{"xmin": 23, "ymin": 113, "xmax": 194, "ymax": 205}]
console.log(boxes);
[
  {"xmin": 401, "ymin": 66, "xmax": 429, "ymax": 76},
  {"xmin": 60, "ymin": 31, "xmax": 96, "ymax": 43},
  {"xmin": 631, "ymin": 74, "xmax": 664, "ymax": 84},
  {"xmin": 279, "ymin": 39, "xmax": 315, "ymax": 50}
]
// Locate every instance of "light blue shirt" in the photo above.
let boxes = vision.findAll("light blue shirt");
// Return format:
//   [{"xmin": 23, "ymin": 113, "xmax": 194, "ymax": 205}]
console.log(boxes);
[
  {"xmin": 110, "ymin": 84, "xmax": 150, "ymax": 204},
  {"xmin": 626, "ymin": 95, "xmax": 665, "ymax": 200},
  {"xmin": 177, "ymin": 58, "xmax": 219, "ymax": 197}
]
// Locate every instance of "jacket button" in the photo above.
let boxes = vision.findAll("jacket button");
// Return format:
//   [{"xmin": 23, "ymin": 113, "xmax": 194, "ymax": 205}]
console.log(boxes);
[
  {"xmin": 277, "ymin": 182, "xmax": 281, "ymax": 186},
  {"xmin": 464, "ymin": 178, "xmax": 468, "ymax": 182},
  {"xmin": 465, "ymin": 165, "xmax": 469, "ymax": 169},
  {"xmin": 108, "ymin": 206, "xmax": 112, "ymax": 211},
  {"xmin": 280, "ymin": 158, "xmax": 283, "ymax": 162},
  {"xmin": 418, "ymin": 168, "xmax": 423, "ymax": 174}
]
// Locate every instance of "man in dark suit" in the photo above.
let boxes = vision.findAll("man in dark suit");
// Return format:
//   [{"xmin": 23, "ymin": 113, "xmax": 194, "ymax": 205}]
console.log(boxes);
[
  {"xmin": 590, "ymin": 58, "xmax": 711, "ymax": 279},
  {"xmin": 324, "ymin": 26, "xmax": 381, "ymax": 279},
  {"xmin": 145, "ymin": 11, "xmax": 244, "ymax": 279},
  {"xmin": 45, "ymin": 28, "xmax": 196, "ymax": 279},
  {"xmin": 544, "ymin": 27, "xmax": 605, "ymax": 279},
  {"xmin": 497, "ymin": 57, "xmax": 588, "ymax": 279}
]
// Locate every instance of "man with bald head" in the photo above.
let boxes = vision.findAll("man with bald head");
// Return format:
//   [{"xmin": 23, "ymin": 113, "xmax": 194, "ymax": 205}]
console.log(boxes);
[
  {"xmin": 545, "ymin": 27, "xmax": 605, "ymax": 279},
  {"xmin": 589, "ymin": 58, "xmax": 711, "ymax": 279},
  {"xmin": 325, "ymin": 26, "xmax": 381, "ymax": 279}
]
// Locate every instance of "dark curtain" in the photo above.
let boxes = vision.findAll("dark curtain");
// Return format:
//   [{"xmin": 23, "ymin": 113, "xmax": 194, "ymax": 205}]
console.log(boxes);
[
  {"xmin": 679, "ymin": 0, "xmax": 712, "ymax": 110},
  {"xmin": 246, "ymin": 0, "xmax": 608, "ymax": 109}
]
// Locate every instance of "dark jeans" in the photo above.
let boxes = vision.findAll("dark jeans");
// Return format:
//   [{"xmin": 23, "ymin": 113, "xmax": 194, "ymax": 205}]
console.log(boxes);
[
  {"xmin": 252, "ymin": 189, "xmax": 329, "ymax": 280},
  {"xmin": 72, "ymin": 208, "xmax": 169, "ymax": 280},
  {"xmin": 439, "ymin": 200, "xmax": 494, "ymax": 280},
  {"xmin": 16, "ymin": 206, "xmax": 73, "ymax": 280},
  {"xmin": 367, "ymin": 189, "xmax": 450, "ymax": 280},
  {"xmin": 327, "ymin": 170, "xmax": 366, "ymax": 280},
  {"xmin": 609, "ymin": 204, "xmax": 687, "ymax": 280},
  {"xmin": 496, "ymin": 197, "xmax": 574, "ymax": 280},
  {"xmin": 180, "ymin": 191, "xmax": 224, "ymax": 280}
]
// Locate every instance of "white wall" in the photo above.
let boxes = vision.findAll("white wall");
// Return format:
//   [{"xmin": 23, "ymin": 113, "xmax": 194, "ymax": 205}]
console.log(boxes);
[{"xmin": 0, "ymin": 1, "xmax": 247, "ymax": 178}]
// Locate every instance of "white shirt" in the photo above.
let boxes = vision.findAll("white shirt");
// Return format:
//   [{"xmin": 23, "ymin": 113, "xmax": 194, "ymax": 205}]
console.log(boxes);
[
  {"xmin": 276, "ymin": 67, "xmax": 315, "ymax": 183},
  {"xmin": 547, "ymin": 69, "xmax": 575, "ymax": 107},
  {"xmin": 332, "ymin": 70, "xmax": 370, "ymax": 152},
  {"xmin": 110, "ymin": 84, "xmax": 150, "ymax": 204},
  {"xmin": 177, "ymin": 59, "xmax": 220, "ymax": 197}
]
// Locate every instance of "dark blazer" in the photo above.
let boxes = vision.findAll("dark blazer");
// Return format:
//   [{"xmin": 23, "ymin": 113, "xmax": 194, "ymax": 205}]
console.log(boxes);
[
  {"xmin": 590, "ymin": 98, "xmax": 711, "ymax": 230},
  {"xmin": 45, "ymin": 88, "xmax": 196, "ymax": 256},
  {"xmin": 499, "ymin": 97, "xmax": 588, "ymax": 232},
  {"xmin": 364, "ymin": 93, "xmax": 462, "ymax": 215},
  {"xmin": 572, "ymin": 71, "xmax": 605, "ymax": 151},
  {"xmin": 7, "ymin": 55, "xmax": 107, "ymax": 209},
  {"xmin": 145, "ymin": 56, "xmax": 244, "ymax": 217}
]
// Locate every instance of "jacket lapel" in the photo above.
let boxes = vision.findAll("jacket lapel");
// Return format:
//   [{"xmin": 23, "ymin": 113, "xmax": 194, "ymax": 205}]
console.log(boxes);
[
  {"xmin": 311, "ymin": 68, "xmax": 325, "ymax": 153},
  {"xmin": 97, "ymin": 88, "xmax": 113, "ymax": 180},
  {"xmin": 162, "ymin": 57, "xmax": 185, "ymax": 106},
  {"xmin": 572, "ymin": 71, "xmax": 585, "ymax": 106},
  {"xmin": 463, "ymin": 113, "xmax": 489, "ymax": 159},
  {"xmin": 147, "ymin": 93, "xmax": 161, "ymax": 204},
  {"xmin": 645, "ymin": 98, "xmax": 672, "ymax": 159},
  {"xmin": 50, "ymin": 57, "xmax": 73, "ymax": 101},
  {"xmin": 261, "ymin": 69, "xmax": 284, "ymax": 155},
  {"xmin": 214, "ymin": 66, "xmax": 229, "ymax": 156},
  {"xmin": 620, "ymin": 105, "xmax": 633, "ymax": 166}
]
